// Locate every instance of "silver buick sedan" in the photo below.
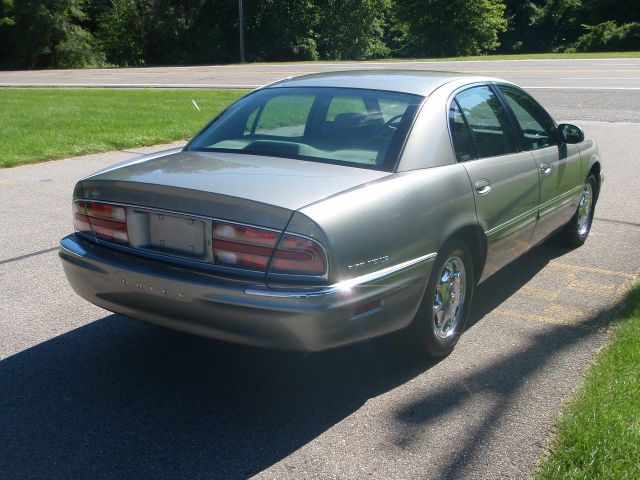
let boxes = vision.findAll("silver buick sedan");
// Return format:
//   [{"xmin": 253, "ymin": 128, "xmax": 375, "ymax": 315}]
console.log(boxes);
[{"xmin": 59, "ymin": 70, "xmax": 602, "ymax": 356}]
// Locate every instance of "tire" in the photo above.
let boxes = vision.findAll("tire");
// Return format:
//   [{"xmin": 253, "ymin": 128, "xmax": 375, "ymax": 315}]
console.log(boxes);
[
  {"xmin": 409, "ymin": 242, "xmax": 475, "ymax": 358},
  {"xmin": 560, "ymin": 174, "xmax": 597, "ymax": 247}
]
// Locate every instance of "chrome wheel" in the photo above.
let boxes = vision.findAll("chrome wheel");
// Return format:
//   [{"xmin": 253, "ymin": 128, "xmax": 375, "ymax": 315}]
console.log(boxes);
[
  {"xmin": 577, "ymin": 181, "xmax": 594, "ymax": 236},
  {"xmin": 432, "ymin": 256, "xmax": 466, "ymax": 339}
]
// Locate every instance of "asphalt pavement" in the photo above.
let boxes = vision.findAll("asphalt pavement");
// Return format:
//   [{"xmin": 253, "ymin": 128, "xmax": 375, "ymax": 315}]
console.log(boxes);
[
  {"xmin": 1, "ymin": 58, "xmax": 639, "ymax": 122},
  {"xmin": 1, "ymin": 59, "xmax": 640, "ymax": 479},
  {"xmin": 2, "ymin": 58, "xmax": 640, "ymax": 90}
]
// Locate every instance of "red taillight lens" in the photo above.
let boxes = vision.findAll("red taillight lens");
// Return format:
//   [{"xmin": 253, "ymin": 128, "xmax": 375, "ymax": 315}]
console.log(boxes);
[
  {"xmin": 85, "ymin": 202, "xmax": 126, "ymax": 222},
  {"xmin": 213, "ymin": 222, "xmax": 278, "ymax": 271},
  {"xmin": 212, "ymin": 222, "xmax": 327, "ymax": 276},
  {"xmin": 270, "ymin": 234, "xmax": 327, "ymax": 276},
  {"xmin": 73, "ymin": 200, "xmax": 129, "ymax": 245}
]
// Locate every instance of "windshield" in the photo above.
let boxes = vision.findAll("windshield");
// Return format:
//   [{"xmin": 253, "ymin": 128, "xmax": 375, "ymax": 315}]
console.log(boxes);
[{"xmin": 187, "ymin": 87, "xmax": 423, "ymax": 171}]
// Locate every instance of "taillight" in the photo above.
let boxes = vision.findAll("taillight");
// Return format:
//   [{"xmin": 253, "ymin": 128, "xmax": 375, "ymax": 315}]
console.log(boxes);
[
  {"xmin": 213, "ymin": 222, "xmax": 279, "ymax": 271},
  {"xmin": 73, "ymin": 202, "xmax": 92, "ymax": 234},
  {"xmin": 212, "ymin": 222, "xmax": 327, "ymax": 276},
  {"xmin": 73, "ymin": 200, "xmax": 128, "ymax": 245},
  {"xmin": 270, "ymin": 234, "xmax": 326, "ymax": 276}
]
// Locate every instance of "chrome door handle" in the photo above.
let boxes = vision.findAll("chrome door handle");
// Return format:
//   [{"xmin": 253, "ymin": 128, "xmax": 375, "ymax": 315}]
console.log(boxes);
[
  {"xmin": 475, "ymin": 179, "xmax": 491, "ymax": 195},
  {"xmin": 540, "ymin": 163, "xmax": 552, "ymax": 175}
]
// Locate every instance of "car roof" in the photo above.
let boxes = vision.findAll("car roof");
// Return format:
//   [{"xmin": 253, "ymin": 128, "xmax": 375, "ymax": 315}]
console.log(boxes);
[{"xmin": 264, "ymin": 69, "xmax": 498, "ymax": 97}]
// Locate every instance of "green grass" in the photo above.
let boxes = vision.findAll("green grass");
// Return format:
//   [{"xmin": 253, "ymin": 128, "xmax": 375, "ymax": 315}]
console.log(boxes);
[
  {"xmin": 0, "ymin": 88, "xmax": 248, "ymax": 167},
  {"xmin": 380, "ymin": 51, "xmax": 640, "ymax": 62},
  {"xmin": 254, "ymin": 51, "xmax": 640, "ymax": 64},
  {"xmin": 536, "ymin": 284, "xmax": 640, "ymax": 480}
]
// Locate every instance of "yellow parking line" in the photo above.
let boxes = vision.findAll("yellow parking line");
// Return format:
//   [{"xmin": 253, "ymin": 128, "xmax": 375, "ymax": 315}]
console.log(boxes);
[
  {"xmin": 548, "ymin": 261, "xmax": 635, "ymax": 279},
  {"xmin": 492, "ymin": 307, "xmax": 581, "ymax": 327},
  {"xmin": 519, "ymin": 285, "xmax": 559, "ymax": 301},
  {"xmin": 568, "ymin": 280, "xmax": 617, "ymax": 296},
  {"xmin": 544, "ymin": 303, "xmax": 601, "ymax": 323}
]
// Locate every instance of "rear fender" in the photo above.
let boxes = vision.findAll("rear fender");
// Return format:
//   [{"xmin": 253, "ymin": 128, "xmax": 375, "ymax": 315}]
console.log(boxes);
[{"xmin": 297, "ymin": 164, "xmax": 478, "ymax": 284}]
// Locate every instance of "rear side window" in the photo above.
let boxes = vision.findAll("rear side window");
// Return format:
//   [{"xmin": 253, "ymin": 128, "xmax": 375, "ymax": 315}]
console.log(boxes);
[
  {"xmin": 449, "ymin": 101, "xmax": 476, "ymax": 162},
  {"xmin": 498, "ymin": 85, "xmax": 557, "ymax": 150},
  {"xmin": 453, "ymin": 86, "xmax": 518, "ymax": 159}
]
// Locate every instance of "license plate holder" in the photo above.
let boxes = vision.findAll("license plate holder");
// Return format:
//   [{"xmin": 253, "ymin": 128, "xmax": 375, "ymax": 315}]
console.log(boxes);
[{"xmin": 149, "ymin": 213, "xmax": 205, "ymax": 256}]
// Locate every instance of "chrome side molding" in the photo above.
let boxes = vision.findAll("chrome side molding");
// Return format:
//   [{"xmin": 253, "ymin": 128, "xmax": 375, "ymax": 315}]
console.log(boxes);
[{"xmin": 245, "ymin": 252, "xmax": 437, "ymax": 298}]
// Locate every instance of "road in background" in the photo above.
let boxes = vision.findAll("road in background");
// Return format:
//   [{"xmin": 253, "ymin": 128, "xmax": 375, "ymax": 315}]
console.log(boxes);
[
  {"xmin": 1, "ymin": 58, "xmax": 639, "ymax": 122},
  {"xmin": 1, "ymin": 119, "xmax": 639, "ymax": 478},
  {"xmin": 2, "ymin": 58, "xmax": 640, "ymax": 89}
]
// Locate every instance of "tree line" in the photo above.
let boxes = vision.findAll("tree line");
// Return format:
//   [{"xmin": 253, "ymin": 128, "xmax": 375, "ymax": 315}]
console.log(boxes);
[{"xmin": 0, "ymin": 0, "xmax": 638, "ymax": 69}]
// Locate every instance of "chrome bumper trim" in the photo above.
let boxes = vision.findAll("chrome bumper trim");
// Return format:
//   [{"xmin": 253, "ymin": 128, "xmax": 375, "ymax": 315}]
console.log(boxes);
[{"xmin": 245, "ymin": 252, "xmax": 437, "ymax": 298}]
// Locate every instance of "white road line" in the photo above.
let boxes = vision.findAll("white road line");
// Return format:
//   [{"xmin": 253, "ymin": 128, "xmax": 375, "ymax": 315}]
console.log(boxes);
[
  {"xmin": 2, "ymin": 83, "xmax": 639, "ymax": 91},
  {"xmin": 2, "ymin": 57, "xmax": 638, "ymax": 76},
  {"xmin": 559, "ymin": 77, "xmax": 640, "ymax": 80},
  {"xmin": 523, "ymin": 86, "xmax": 640, "ymax": 90},
  {"xmin": 0, "ymin": 83, "xmax": 260, "ymax": 88},
  {"xmin": 223, "ymin": 58, "xmax": 640, "ymax": 66},
  {"xmin": 76, "ymin": 77, "xmax": 123, "ymax": 80}
]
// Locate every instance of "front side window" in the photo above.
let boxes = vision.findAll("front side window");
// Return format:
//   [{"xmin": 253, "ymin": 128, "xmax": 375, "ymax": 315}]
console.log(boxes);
[
  {"xmin": 453, "ymin": 86, "xmax": 518, "ymax": 159},
  {"xmin": 188, "ymin": 87, "xmax": 422, "ymax": 171},
  {"xmin": 498, "ymin": 85, "xmax": 557, "ymax": 150}
]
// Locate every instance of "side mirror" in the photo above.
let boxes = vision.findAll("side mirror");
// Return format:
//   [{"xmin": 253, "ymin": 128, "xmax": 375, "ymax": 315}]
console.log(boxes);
[{"xmin": 558, "ymin": 123, "xmax": 584, "ymax": 144}]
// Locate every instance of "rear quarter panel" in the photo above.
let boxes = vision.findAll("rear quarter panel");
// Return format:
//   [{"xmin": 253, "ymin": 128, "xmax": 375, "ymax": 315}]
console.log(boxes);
[{"xmin": 292, "ymin": 164, "xmax": 478, "ymax": 284}]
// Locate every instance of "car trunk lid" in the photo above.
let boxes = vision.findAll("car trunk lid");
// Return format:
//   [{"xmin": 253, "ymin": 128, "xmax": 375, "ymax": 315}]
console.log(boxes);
[
  {"xmin": 76, "ymin": 150, "xmax": 389, "ymax": 276},
  {"xmin": 83, "ymin": 150, "xmax": 390, "ymax": 219}
]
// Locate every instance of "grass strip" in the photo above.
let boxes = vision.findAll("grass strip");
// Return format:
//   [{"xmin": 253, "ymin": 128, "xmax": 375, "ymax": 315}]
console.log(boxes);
[
  {"xmin": 536, "ymin": 283, "xmax": 640, "ymax": 480},
  {"xmin": 254, "ymin": 51, "xmax": 640, "ymax": 65},
  {"xmin": 0, "ymin": 88, "xmax": 248, "ymax": 168},
  {"xmin": 372, "ymin": 51, "xmax": 640, "ymax": 62}
]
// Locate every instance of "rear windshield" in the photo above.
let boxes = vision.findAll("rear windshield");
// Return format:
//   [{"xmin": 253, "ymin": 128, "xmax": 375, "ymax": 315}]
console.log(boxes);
[{"xmin": 187, "ymin": 87, "xmax": 422, "ymax": 171}]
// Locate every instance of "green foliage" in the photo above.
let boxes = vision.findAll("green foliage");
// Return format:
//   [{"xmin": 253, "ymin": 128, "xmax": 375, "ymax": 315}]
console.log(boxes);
[
  {"xmin": 498, "ymin": 0, "xmax": 544, "ymax": 52},
  {"xmin": 0, "ymin": 0, "xmax": 639, "ymax": 68},
  {"xmin": 187, "ymin": 0, "xmax": 240, "ymax": 64},
  {"xmin": 575, "ymin": 21, "xmax": 640, "ymax": 52},
  {"xmin": 97, "ymin": 0, "xmax": 146, "ymax": 66},
  {"xmin": 98, "ymin": 0, "xmax": 195, "ymax": 66},
  {"xmin": 56, "ymin": 23, "xmax": 106, "ymax": 67},
  {"xmin": 246, "ymin": 0, "xmax": 320, "ymax": 61},
  {"xmin": 533, "ymin": 0, "xmax": 584, "ymax": 51},
  {"xmin": 393, "ymin": 0, "xmax": 508, "ymax": 57},
  {"xmin": 1, "ymin": 0, "xmax": 104, "ymax": 68},
  {"xmin": 580, "ymin": 0, "xmax": 640, "ymax": 26},
  {"xmin": 316, "ymin": 0, "xmax": 390, "ymax": 60}
]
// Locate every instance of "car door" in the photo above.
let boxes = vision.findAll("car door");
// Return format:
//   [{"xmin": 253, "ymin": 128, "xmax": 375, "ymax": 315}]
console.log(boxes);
[
  {"xmin": 496, "ymin": 84, "xmax": 582, "ymax": 244},
  {"xmin": 450, "ymin": 85, "xmax": 540, "ymax": 281}
]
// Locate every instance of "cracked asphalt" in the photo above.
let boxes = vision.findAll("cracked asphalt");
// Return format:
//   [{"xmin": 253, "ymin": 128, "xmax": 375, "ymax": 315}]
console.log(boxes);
[{"xmin": 1, "ymin": 60, "xmax": 640, "ymax": 479}]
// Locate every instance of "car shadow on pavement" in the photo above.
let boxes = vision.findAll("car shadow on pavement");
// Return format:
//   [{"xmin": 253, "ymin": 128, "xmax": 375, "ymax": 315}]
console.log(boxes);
[
  {"xmin": 0, "ymin": 241, "xmax": 618, "ymax": 479},
  {"xmin": 0, "ymin": 312, "xmax": 432, "ymax": 479},
  {"xmin": 469, "ymin": 240, "xmax": 574, "ymax": 328},
  {"xmin": 390, "ymin": 241, "xmax": 624, "ymax": 479}
]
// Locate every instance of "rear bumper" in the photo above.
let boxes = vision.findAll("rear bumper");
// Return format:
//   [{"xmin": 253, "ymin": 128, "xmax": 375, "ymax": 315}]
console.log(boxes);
[{"xmin": 59, "ymin": 234, "xmax": 435, "ymax": 352}]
